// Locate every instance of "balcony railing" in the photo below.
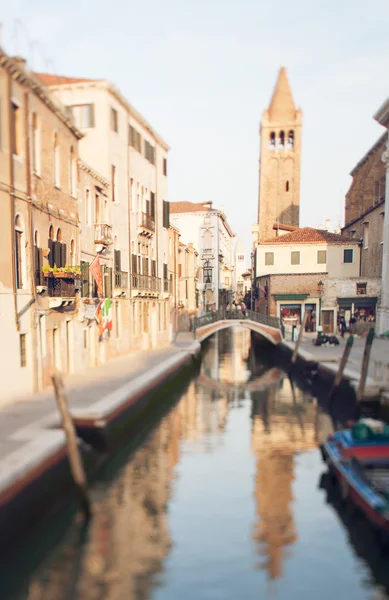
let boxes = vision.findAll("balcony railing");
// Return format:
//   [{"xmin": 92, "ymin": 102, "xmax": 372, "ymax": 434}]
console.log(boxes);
[
  {"xmin": 139, "ymin": 212, "xmax": 155, "ymax": 233},
  {"xmin": 114, "ymin": 270, "xmax": 128, "ymax": 289},
  {"xmin": 47, "ymin": 277, "xmax": 76, "ymax": 298},
  {"xmin": 132, "ymin": 274, "xmax": 161, "ymax": 292},
  {"xmin": 94, "ymin": 223, "xmax": 113, "ymax": 245}
]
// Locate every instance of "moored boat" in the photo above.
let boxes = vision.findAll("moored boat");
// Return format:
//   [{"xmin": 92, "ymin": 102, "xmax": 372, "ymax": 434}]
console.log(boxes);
[{"xmin": 321, "ymin": 419, "xmax": 389, "ymax": 534}]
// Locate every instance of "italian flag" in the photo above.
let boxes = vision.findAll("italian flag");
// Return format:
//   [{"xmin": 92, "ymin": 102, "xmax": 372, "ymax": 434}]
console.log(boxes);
[{"xmin": 102, "ymin": 298, "xmax": 113, "ymax": 332}]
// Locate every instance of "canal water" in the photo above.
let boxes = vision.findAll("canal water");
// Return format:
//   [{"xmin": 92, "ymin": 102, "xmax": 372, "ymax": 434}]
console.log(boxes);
[{"xmin": 3, "ymin": 328, "xmax": 389, "ymax": 599}]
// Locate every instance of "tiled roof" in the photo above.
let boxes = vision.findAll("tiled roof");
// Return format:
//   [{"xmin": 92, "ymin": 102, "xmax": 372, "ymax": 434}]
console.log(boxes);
[
  {"xmin": 262, "ymin": 227, "xmax": 358, "ymax": 245},
  {"xmin": 170, "ymin": 201, "xmax": 216, "ymax": 214},
  {"xmin": 33, "ymin": 73, "xmax": 98, "ymax": 86}
]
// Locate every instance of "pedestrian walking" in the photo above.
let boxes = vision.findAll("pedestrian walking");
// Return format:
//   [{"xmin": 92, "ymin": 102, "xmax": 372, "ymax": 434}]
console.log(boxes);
[{"xmin": 339, "ymin": 317, "xmax": 347, "ymax": 338}]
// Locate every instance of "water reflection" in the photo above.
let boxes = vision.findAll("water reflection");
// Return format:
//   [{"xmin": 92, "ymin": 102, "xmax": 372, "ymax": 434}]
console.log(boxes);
[
  {"xmin": 251, "ymin": 376, "xmax": 316, "ymax": 580},
  {"xmin": 3, "ymin": 328, "xmax": 389, "ymax": 600}
]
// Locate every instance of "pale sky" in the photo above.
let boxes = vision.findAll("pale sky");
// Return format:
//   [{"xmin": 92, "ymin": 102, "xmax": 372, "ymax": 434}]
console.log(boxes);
[{"xmin": 2, "ymin": 0, "xmax": 389, "ymax": 252}]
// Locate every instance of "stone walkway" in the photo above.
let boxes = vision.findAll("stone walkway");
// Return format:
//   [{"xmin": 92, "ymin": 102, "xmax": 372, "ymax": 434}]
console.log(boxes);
[
  {"xmin": 0, "ymin": 339, "xmax": 196, "ymax": 459},
  {"xmin": 284, "ymin": 334, "xmax": 389, "ymax": 393}
]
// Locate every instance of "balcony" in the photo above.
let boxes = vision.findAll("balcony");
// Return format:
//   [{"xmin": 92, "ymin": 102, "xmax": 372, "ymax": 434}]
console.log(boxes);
[
  {"xmin": 94, "ymin": 223, "xmax": 113, "ymax": 246},
  {"xmin": 131, "ymin": 274, "xmax": 161, "ymax": 295},
  {"xmin": 138, "ymin": 212, "xmax": 155, "ymax": 237},
  {"xmin": 114, "ymin": 270, "xmax": 128, "ymax": 290}
]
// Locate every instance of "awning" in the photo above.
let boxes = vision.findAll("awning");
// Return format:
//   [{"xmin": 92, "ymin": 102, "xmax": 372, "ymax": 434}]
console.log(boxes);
[
  {"xmin": 273, "ymin": 294, "xmax": 309, "ymax": 301},
  {"xmin": 337, "ymin": 296, "xmax": 377, "ymax": 308}
]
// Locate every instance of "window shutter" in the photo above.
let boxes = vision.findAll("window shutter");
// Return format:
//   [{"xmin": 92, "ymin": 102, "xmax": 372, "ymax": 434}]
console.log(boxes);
[
  {"xmin": 114, "ymin": 249, "xmax": 121, "ymax": 272},
  {"xmin": 151, "ymin": 260, "xmax": 156, "ymax": 277},
  {"xmin": 48, "ymin": 239, "xmax": 54, "ymax": 267},
  {"xmin": 150, "ymin": 192, "xmax": 155, "ymax": 218},
  {"xmin": 131, "ymin": 253, "xmax": 137, "ymax": 273},
  {"xmin": 145, "ymin": 199, "xmax": 150, "ymax": 216},
  {"xmin": 178, "ymin": 263, "xmax": 182, "ymax": 278},
  {"xmin": 34, "ymin": 246, "xmax": 41, "ymax": 285},
  {"xmin": 52, "ymin": 241, "xmax": 61, "ymax": 268},
  {"xmin": 163, "ymin": 263, "xmax": 168, "ymax": 279},
  {"xmin": 106, "ymin": 267, "xmax": 112, "ymax": 298},
  {"xmin": 60, "ymin": 243, "xmax": 67, "ymax": 268},
  {"xmin": 81, "ymin": 262, "xmax": 89, "ymax": 297}
]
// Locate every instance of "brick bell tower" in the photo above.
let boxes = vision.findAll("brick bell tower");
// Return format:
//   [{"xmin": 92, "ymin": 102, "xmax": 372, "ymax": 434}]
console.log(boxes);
[{"xmin": 257, "ymin": 67, "xmax": 302, "ymax": 241}]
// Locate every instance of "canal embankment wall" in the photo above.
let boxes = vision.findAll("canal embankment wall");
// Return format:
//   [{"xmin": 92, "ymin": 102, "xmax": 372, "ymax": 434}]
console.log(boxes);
[{"xmin": 0, "ymin": 338, "xmax": 201, "ymax": 554}]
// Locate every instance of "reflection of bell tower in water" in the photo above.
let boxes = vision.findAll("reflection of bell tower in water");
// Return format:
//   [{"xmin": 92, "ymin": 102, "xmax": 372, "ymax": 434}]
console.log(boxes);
[
  {"xmin": 251, "ymin": 378, "xmax": 316, "ymax": 580},
  {"xmin": 257, "ymin": 67, "xmax": 302, "ymax": 241}
]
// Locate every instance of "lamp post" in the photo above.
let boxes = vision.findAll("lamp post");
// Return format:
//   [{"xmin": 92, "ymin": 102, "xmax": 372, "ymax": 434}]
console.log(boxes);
[{"xmin": 318, "ymin": 280, "xmax": 324, "ymax": 328}]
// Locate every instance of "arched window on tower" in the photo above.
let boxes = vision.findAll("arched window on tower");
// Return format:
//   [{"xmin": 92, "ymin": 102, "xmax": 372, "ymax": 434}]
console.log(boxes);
[
  {"xmin": 278, "ymin": 131, "xmax": 285, "ymax": 148},
  {"xmin": 286, "ymin": 181, "xmax": 290, "ymax": 192},
  {"xmin": 287, "ymin": 130, "xmax": 294, "ymax": 149},
  {"xmin": 269, "ymin": 132, "xmax": 275, "ymax": 149}
]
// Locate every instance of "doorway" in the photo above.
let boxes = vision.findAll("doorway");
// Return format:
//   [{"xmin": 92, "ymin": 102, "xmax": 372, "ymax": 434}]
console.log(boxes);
[{"xmin": 322, "ymin": 310, "xmax": 334, "ymax": 334}]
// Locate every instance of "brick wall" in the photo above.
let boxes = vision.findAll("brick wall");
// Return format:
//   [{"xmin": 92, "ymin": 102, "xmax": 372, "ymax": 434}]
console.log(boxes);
[
  {"xmin": 345, "ymin": 134, "xmax": 386, "ymax": 225},
  {"xmin": 343, "ymin": 202, "xmax": 384, "ymax": 277},
  {"xmin": 256, "ymin": 272, "xmax": 325, "ymax": 316}
]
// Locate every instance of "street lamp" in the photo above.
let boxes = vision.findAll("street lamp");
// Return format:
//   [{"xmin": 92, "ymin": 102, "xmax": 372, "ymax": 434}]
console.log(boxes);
[{"xmin": 318, "ymin": 280, "xmax": 324, "ymax": 328}]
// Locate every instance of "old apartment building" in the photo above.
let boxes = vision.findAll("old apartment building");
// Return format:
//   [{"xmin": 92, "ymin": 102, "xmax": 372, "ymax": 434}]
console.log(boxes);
[
  {"xmin": 34, "ymin": 71, "xmax": 173, "ymax": 350},
  {"xmin": 170, "ymin": 201, "xmax": 235, "ymax": 312},
  {"xmin": 0, "ymin": 52, "xmax": 83, "ymax": 400},
  {"xmin": 256, "ymin": 67, "xmax": 302, "ymax": 242}
]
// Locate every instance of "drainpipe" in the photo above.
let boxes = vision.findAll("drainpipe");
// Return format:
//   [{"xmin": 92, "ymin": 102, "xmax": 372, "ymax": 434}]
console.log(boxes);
[
  {"xmin": 8, "ymin": 72, "xmax": 19, "ymax": 331},
  {"xmin": 359, "ymin": 240, "xmax": 363, "ymax": 277},
  {"xmin": 24, "ymin": 90, "xmax": 39, "ymax": 392}
]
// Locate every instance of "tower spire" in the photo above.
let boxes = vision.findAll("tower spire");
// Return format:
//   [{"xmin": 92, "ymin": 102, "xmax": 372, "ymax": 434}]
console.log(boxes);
[{"xmin": 268, "ymin": 67, "xmax": 296, "ymax": 122}]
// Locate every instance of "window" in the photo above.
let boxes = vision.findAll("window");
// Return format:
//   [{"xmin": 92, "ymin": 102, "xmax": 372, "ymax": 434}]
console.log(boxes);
[
  {"xmin": 14, "ymin": 215, "xmax": 24, "ymax": 289},
  {"xmin": 285, "ymin": 180, "xmax": 289, "ymax": 192},
  {"xmin": 11, "ymin": 102, "xmax": 22, "ymax": 156},
  {"xmin": 70, "ymin": 104, "xmax": 95, "ymax": 128},
  {"xmin": 269, "ymin": 132, "xmax": 275, "ymax": 149},
  {"xmin": 317, "ymin": 250, "xmax": 327, "ymax": 264},
  {"xmin": 343, "ymin": 248, "xmax": 354, "ymax": 263},
  {"xmin": 69, "ymin": 146, "xmax": 77, "ymax": 197},
  {"xmin": 111, "ymin": 165, "xmax": 116, "ymax": 202},
  {"xmin": 279, "ymin": 130, "xmax": 285, "ymax": 147},
  {"xmin": 163, "ymin": 158, "xmax": 167, "ymax": 176},
  {"xmin": 129, "ymin": 125, "xmax": 142, "ymax": 152},
  {"xmin": 111, "ymin": 107, "xmax": 118, "ymax": 132},
  {"xmin": 163, "ymin": 200, "xmax": 170, "ymax": 229},
  {"xmin": 363, "ymin": 222, "xmax": 369, "ymax": 249},
  {"xmin": 85, "ymin": 189, "xmax": 91, "ymax": 225},
  {"xmin": 203, "ymin": 260, "xmax": 212, "ymax": 284},
  {"xmin": 20, "ymin": 334, "xmax": 27, "ymax": 367},
  {"xmin": 53, "ymin": 133, "xmax": 60, "ymax": 188},
  {"xmin": 225, "ymin": 276, "xmax": 230, "ymax": 285},
  {"xmin": 95, "ymin": 193, "xmax": 100, "ymax": 222},
  {"xmin": 237, "ymin": 254, "xmax": 244, "ymax": 261},
  {"xmin": 32, "ymin": 113, "xmax": 41, "ymax": 174},
  {"xmin": 265, "ymin": 252, "xmax": 274, "ymax": 266},
  {"xmin": 356, "ymin": 282, "xmax": 367, "ymax": 295},
  {"xmin": 115, "ymin": 302, "xmax": 120, "ymax": 338},
  {"xmin": 291, "ymin": 251, "xmax": 300, "ymax": 265},
  {"xmin": 287, "ymin": 130, "xmax": 294, "ymax": 149},
  {"xmin": 144, "ymin": 140, "xmax": 155, "ymax": 164},
  {"xmin": 203, "ymin": 229, "xmax": 212, "ymax": 251}
]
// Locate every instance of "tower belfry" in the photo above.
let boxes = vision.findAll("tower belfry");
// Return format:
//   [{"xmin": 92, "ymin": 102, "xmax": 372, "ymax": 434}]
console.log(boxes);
[{"xmin": 257, "ymin": 67, "xmax": 302, "ymax": 241}]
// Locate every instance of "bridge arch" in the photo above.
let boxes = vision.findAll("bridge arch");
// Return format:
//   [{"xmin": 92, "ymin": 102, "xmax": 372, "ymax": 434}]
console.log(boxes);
[{"xmin": 195, "ymin": 318, "xmax": 281, "ymax": 346}]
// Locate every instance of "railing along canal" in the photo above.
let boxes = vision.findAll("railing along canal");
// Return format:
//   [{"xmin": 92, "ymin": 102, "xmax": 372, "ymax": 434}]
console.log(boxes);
[{"xmin": 192, "ymin": 310, "xmax": 281, "ymax": 332}]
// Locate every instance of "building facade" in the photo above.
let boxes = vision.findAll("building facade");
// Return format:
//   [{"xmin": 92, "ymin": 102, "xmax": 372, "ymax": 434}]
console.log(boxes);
[
  {"xmin": 0, "ymin": 52, "xmax": 84, "ymax": 401},
  {"xmin": 34, "ymin": 71, "xmax": 173, "ymax": 350},
  {"xmin": 177, "ymin": 242, "xmax": 199, "ymax": 324},
  {"xmin": 373, "ymin": 99, "xmax": 389, "ymax": 335},
  {"xmin": 170, "ymin": 201, "xmax": 235, "ymax": 312},
  {"xmin": 257, "ymin": 67, "xmax": 302, "ymax": 241},
  {"xmin": 342, "ymin": 133, "xmax": 386, "ymax": 279},
  {"xmin": 253, "ymin": 227, "xmax": 377, "ymax": 334}
]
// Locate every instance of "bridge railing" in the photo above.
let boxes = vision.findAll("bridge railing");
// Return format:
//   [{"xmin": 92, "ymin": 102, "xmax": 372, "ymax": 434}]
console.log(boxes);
[{"xmin": 192, "ymin": 310, "xmax": 281, "ymax": 332}]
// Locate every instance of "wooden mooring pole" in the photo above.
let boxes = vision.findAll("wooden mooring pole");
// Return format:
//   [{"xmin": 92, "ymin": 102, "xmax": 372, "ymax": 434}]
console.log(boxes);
[
  {"xmin": 328, "ymin": 334, "xmax": 354, "ymax": 404},
  {"xmin": 52, "ymin": 370, "xmax": 92, "ymax": 520},
  {"xmin": 291, "ymin": 311, "xmax": 309, "ymax": 366},
  {"xmin": 356, "ymin": 328, "xmax": 375, "ymax": 402}
]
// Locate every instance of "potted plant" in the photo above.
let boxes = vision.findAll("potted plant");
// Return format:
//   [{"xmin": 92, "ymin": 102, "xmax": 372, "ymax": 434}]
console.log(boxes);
[{"xmin": 42, "ymin": 264, "xmax": 52, "ymax": 278}]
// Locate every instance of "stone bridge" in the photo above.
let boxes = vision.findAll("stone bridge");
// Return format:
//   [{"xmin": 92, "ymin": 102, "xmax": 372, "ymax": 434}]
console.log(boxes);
[{"xmin": 193, "ymin": 310, "xmax": 282, "ymax": 345}]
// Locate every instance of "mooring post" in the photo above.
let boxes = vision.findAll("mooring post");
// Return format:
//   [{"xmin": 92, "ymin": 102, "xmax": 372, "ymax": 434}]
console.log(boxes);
[
  {"xmin": 291, "ymin": 311, "xmax": 309, "ymax": 365},
  {"xmin": 356, "ymin": 328, "xmax": 375, "ymax": 402},
  {"xmin": 328, "ymin": 334, "xmax": 354, "ymax": 404},
  {"xmin": 51, "ymin": 370, "xmax": 92, "ymax": 520}
]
